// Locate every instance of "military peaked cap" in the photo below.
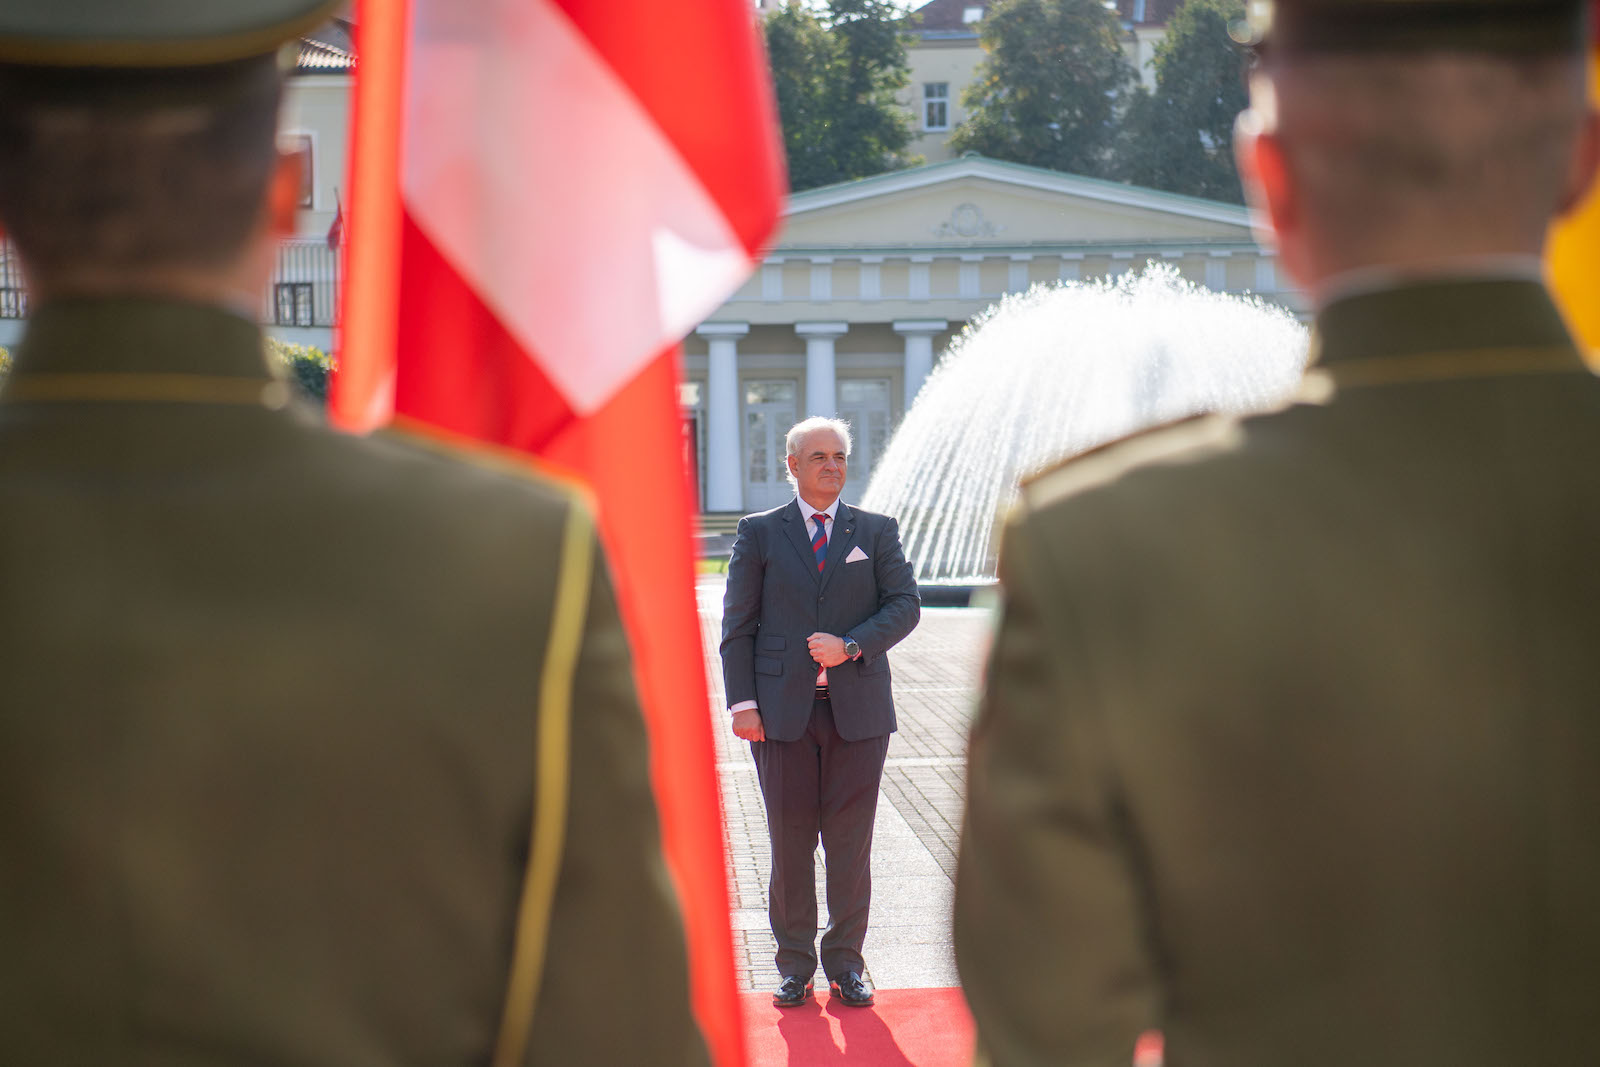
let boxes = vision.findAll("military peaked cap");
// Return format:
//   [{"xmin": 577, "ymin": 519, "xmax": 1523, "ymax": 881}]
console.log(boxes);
[
  {"xmin": 1239, "ymin": 0, "xmax": 1591, "ymax": 54},
  {"xmin": 0, "ymin": 0, "xmax": 343, "ymax": 67}
]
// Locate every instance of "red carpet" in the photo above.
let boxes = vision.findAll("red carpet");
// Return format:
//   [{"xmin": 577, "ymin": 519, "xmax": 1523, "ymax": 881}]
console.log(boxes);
[{"xmin": 743, "ymin": 987, "xmax": 974, "ymax": 1066}]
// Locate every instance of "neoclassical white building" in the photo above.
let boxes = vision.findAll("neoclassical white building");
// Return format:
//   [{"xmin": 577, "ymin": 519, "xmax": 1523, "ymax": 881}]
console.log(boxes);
[{"xmin": 680, "ymin": 154, "xmax": 1297, "ymax": 515}]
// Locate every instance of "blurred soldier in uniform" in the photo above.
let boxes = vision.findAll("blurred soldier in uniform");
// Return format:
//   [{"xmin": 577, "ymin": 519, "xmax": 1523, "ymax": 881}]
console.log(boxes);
[
  {"xmin": 0, "ymin": 3, "xmax": 707, "ymax": 1065},
  {"xmin": 956, "ymin": 0, "xmax": 1600, "ymax": 1064}
]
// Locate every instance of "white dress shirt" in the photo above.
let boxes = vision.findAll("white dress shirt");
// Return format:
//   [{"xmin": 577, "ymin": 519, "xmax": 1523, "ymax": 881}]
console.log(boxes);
[{"xmin": 730, "ymin": 494, "xmax": 846, "ymax": 717}]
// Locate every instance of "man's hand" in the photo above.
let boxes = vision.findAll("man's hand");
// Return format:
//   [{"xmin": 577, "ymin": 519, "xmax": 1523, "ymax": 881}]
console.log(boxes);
[
  {"xmin": 807, "ymin": 632, "xmax": 848, "ymax": 668},
  {"xmin": 731, "ymin": 708, "xmax": 766, "ymax": 742}
]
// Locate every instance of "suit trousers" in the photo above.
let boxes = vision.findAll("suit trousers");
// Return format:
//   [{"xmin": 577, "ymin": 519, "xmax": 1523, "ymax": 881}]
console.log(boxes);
[{"xmin": 751, "ymin": 697, "xmax": 890, "ymax": 982}]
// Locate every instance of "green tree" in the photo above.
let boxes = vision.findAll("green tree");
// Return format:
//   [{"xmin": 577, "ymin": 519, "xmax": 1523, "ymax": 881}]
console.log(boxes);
[
  {"xmin": 1115, "ymin": 0, "xmax": 1250, "ymax": 203},
  {"xmin": 264, "ymin": 338, "xmax": 334, "ymax": 404},
  {"xmin": 950, "ymin": 0, "xmax": 1134, "ymax": 177},
  {"xmin": 765, "ymin": 0, "xmax": 919, "ymax": 192}
]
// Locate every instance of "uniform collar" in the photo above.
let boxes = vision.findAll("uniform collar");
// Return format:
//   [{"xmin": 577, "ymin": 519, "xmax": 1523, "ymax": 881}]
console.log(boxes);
[
  {"xmin": 1310, "ymin": 276, "xmax": 1578, "ymax": 369},
  {"xmin": 11, "ymin": 296, "xmax": 274, "ymax": 381}
]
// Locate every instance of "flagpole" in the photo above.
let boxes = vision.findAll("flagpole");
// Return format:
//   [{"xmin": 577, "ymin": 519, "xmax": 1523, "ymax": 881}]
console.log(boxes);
[{"xmin": 330, "ymin": 0, "xmax": 408, "ymax": 432}]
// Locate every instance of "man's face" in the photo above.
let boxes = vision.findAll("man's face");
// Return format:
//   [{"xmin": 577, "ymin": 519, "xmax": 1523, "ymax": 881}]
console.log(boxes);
[{"xmin": 788, "ymin": 429, "xmax": 847, "ymax": 505}]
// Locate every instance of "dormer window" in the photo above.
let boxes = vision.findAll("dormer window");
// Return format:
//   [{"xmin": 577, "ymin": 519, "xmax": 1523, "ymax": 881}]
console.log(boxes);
[{"xmin": 962, "ymin": 6, "xmax": 983, "ymax": 23}]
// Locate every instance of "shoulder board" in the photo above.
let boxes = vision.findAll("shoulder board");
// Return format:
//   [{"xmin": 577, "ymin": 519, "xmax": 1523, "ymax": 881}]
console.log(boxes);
[
  {"xmin": 378, "ymin": 416, "xmax": 595, "ymax": 510},
  {"xmin": 1019, "ymin": 413, "xmax": 1245, "ymax": 508}
]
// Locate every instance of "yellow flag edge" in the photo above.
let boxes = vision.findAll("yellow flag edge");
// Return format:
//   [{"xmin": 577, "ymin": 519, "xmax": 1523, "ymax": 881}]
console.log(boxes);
[{"xmin": 1547, "ymin": 50, "xmax": 1600, "ymax": 366}]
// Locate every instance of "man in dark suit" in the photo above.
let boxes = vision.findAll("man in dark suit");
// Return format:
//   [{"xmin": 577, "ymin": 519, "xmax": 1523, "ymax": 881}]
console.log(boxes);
[
  {"xmin": 0, "ymin": 3, "xmax": 706, "ymax": 1064},
  {"xmin": 956, "ymin": 0, "xmax": 1600, "ymax": 1064},
  {"xmin": 721, "ymin": 416, "xmax": 920, "ymax": 1008}
]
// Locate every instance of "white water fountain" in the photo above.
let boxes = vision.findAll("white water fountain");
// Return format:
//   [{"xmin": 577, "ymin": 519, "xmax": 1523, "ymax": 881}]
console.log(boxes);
[{"xmin": 859, "ymin": 264, "xmax": 1310, "ymax": 585}]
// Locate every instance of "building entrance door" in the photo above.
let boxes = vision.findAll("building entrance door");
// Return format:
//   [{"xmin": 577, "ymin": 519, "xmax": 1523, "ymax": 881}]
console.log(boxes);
[
  {"xmin": 836, "ymin": 378, "xmax": 893, "ymax": 503},
  {"xmin": 743, "ymin": 380, "xmax": 798, "ymax": 512}
]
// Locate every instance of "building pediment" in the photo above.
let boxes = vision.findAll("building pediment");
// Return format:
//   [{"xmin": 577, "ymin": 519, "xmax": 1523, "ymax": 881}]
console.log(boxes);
[{"xmin": 776, "ymin": 155, "xmax": 1252, "ymax": 251}]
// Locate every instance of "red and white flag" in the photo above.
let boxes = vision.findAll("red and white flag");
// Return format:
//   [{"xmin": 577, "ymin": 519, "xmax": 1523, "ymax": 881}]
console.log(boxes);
[{"xmin": 330, "ymin": 2, "xmax": 786, "ymax": 1063}]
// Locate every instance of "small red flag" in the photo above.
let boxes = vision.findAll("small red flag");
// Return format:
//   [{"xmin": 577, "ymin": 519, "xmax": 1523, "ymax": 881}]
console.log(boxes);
[
  {"xmin": 325, "ymin": 197, "xmax": 343, "ymax": 251},
  {"xmin": 331, "ymin": 1, "xmax": 786, "ymax": 1064}
]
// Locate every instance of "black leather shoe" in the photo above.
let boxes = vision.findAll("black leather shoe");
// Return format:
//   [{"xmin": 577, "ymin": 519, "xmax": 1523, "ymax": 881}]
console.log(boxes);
[
  {"xmin": 772, "ymin": 976, "xmax": 814, "ymax": 1007},
  {"xmin": 828, "ymin": 971, "xmax": 874, "ymax": 1007}
]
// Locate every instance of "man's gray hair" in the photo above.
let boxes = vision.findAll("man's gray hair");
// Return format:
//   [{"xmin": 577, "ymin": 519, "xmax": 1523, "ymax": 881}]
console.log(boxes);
[{"xmin": 784, "ymin": 416, "xmax": 852, "ymax": 488}]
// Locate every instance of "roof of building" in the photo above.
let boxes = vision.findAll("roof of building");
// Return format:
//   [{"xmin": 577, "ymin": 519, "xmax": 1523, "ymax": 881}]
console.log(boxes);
[
  {"xmin": 909, "ymin": 0, "xmax": 991, "ymax": 33},
  {"xmin": 1114, "ymin": 0, "xmax": 1182, "ymax": 27},
  {"xmin": 295, "ymin": 17, "xmax": 352, "ymax": 73},
  {"xmin": 785, "ymin": 153, "xmax": 1251, "ymax": 229},
  {"xmin": 908, "ymin": 0, "xmax": 1179, "ymax": 37}
]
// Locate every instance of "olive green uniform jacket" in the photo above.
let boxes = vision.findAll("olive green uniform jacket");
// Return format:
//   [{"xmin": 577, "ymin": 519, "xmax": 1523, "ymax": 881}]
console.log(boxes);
[
  {"xmin": 0, "ymin": 298, "xmax": 707, "ymax": 1067},
  {"xmin": 955, "ymin": 278, "xmax": 1600, "ymax": 1066}
]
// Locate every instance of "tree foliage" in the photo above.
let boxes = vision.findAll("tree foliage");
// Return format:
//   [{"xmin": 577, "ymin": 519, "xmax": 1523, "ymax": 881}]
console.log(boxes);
[
  {"xmin": 949, "ymin": 0, "xmax": 1134, "ymax": 178},
  {"xmin": 1115, "ymin": 0, "xmax": 1250, "ymax": 202},
  {"xmin": 765, "ymin": 0, "xmax": 919, "ymax": 192},
  {"xmin": 265, "ymin": 338, "xmax": 334, "ymax": 404}
]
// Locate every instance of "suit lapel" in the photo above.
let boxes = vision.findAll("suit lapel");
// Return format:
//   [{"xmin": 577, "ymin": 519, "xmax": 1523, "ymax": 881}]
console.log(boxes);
[
  {"xmin": 782, "ymin": 499, "xmax": 823, "ymax": 586},
  {"xmin": 818, "ymin": 502, "xmax": 859, "ymax": 596}
]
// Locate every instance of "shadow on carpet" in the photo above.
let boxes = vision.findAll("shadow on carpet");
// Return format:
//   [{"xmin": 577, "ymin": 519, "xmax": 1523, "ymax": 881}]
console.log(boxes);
[{"xmin": 743, "ymin": 987, "xmax": 974, "ymax": 1066}]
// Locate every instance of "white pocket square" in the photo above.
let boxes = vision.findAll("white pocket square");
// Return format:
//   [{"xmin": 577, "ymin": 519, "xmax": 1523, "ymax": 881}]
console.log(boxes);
[{"xmin": 845, "ymin": 546, "xmax": 869, "ymax": 563}]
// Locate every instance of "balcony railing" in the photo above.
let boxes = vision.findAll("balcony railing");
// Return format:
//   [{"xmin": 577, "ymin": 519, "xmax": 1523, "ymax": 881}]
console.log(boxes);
[
  {"xmin": 0, "ymin": 237, "xmax": 341, "ymax": 329},
  {"xmin": 264, "ymin": 238, "xmax": 340, "ymax": 328}
]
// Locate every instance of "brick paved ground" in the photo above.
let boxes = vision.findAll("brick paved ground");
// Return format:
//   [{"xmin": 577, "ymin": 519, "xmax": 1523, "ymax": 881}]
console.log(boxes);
[{"xmin": 698, "ymin": 576, "xmax": 994, "ymax": 992}]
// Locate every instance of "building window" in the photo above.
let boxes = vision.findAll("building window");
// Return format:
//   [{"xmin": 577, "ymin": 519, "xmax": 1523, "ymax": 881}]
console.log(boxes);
[
  {"xmin": 962, "ymin": 5, "xmax": 984, "ymax": 22},
  {"xmin": 283, "ymin": 133, "xmax": 314, "ymax": 208},
  {"xmin": 923, "ymin": 83, "xmax": 949, "ymax": 132},
  {"xmin": 274, "ymin": 283, "xmax": 315, "ymax": 327},
  {"xmin": 0, "ymin": 243, "xmax": 24, "ymax": 319}
]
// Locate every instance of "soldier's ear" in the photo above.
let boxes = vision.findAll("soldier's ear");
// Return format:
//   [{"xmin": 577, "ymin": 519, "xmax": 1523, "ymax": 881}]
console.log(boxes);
[
  {"xmin": 1236, "ymin": 112, "xmax": 1296, "ymax": 244},
  {"xmin": 1236, "ymin": 109, "xmax": 1308, "ymax": 288},
  {"xmin": 266, "ymin": 148, "xmax": 305, "ymax": 238},
  {"xmin": 1557, "ymin": 106, "xmax": 1600, "ymax": 218}
]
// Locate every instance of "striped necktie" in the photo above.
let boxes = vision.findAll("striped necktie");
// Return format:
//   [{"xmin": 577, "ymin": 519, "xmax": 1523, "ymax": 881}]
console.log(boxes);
[{"xmin": 811, "ymin": 513, "xmax": 828, "ymax": 573}]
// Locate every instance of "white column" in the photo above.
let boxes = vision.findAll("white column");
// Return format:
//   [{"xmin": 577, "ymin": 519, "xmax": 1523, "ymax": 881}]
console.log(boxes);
[
  {"xmin": 909, "ymin": 255, "xmax": 933, "ymax": 300},
  {"xmin": 796, "ymin": 321, "xmax": 848, "ymax": 418},
  {"xmin": 696, "ymin": 322, "xmax": 748, "ymax": 512},
  {"xmin": 959, "ymin": 254, "xmax": 982, "ymax": 299},
  {"xmin": 859, "ymin": 256, "xmax": 883, "ymax": 301},
  {"xmin": 895, "ymin": 319, "xmax": 947, "ymax": 411},
  {"xmin": 761, "ymin": 259, "xmax": 783, "ymax": 302},
  {"xmin": 1255, "ymin": 255, "xmax": 1277, "ymax": 293},
  {"xmin": 1206, "ymin": 250, "xmax": 1232, "ymax": 291},
  {"xmin": 1008, "ymin": 254, "xmax": 1033, "ymax": 294},
  {"xmin": 810, "ymin": 257, "xmax": 834, "ymax": 302},
  {"xmin": 1059, "ymin": 253, "xmax": 1083, "ymax": 282}
]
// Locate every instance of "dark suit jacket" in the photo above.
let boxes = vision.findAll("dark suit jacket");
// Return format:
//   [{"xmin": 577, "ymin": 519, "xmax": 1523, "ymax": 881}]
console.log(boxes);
[
  {"xmin": 720, "ymin": 498, "xmax": 920, "ymax": 743},
  {"xmin": 0, "ymin": 297, "xmax": 707, "ymax": 1067},
  {"xmin": 955, "ymin": 278, "xmax": 1600, "ymax": 1066}
]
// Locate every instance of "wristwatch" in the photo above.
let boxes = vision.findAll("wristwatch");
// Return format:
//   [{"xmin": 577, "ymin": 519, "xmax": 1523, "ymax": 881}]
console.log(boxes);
[{"xmin": 843, "ymin": 636, "xmax": 861, "ymax": 660}]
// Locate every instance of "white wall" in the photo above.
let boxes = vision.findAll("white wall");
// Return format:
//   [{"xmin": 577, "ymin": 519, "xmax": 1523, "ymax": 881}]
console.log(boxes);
[{"xmin": 281, "ymin": 74, "xmax": 352, "ymax": 242}]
